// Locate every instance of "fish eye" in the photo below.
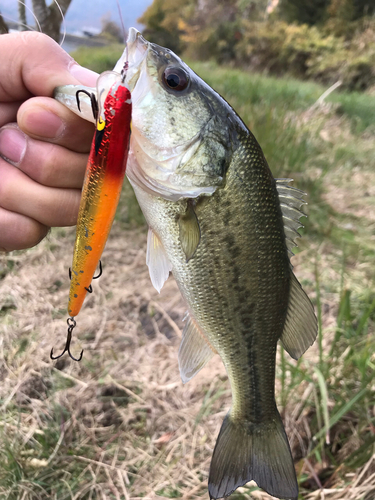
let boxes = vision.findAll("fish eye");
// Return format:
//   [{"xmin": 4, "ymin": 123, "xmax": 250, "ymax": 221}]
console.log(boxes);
[{"xmin": 162, "ymin": 67, "xmax": 189, "ymax": 92}]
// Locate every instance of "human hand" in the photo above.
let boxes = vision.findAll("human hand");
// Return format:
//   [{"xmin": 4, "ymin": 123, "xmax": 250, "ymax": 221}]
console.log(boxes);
[{"xmin": 0, "ymin": 31, "xmax": 99, "ymax": 252}]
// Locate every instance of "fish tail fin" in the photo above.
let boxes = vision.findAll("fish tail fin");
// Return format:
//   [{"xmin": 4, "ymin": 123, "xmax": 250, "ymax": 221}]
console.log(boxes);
[{"xmin": 208, "ymin": 410, "xmax": 298, "ymax": 500}]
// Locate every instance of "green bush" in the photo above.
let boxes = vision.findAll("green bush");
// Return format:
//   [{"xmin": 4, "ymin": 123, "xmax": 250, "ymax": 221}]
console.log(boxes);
[
  {"xmin": 236, "ymin": 21, "xmax": 340, "ymax": 77},
  {"xmin": 233, "ymin": 19, "xmax": 375, "ymax": 91},
  {"xmin": 138, "ymin": 0, "xmax": 375, "ymax": 91}
]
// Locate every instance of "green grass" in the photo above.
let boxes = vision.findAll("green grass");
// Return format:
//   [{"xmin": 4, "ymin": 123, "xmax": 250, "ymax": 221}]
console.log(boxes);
[
  {"xmin": 278, "ymin": 287, "xmax": 375, "ymax": 496},
  {"xmin": 189, "ymin": 60, "xmax": 375, "ymax": 133},
  {"xmin": 330, "ymin": 91, "xmax": 375, "ymax": 133},
  {"xmin": 71, "ymin": 44, "xmax": 124, "ymax": 74},
  {"xmin": 190, "ymin": 62, "xmax": 325, "ymax": 112}
]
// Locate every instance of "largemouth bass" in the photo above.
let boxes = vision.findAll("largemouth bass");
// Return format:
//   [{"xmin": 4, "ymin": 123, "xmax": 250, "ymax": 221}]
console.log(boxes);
[{"xmin": 55, "ymin": 28, "xmax": 317, "ymax": 500}]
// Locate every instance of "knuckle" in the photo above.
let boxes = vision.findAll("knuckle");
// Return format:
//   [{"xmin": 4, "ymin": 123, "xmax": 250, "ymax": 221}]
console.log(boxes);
[{"xmin": 35, "ymin": 143, "xmax": 57, "ymax": 185}]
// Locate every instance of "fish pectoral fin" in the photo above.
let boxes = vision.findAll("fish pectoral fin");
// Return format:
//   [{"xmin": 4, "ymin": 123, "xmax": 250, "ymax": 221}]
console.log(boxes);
[
  {"xmin": 209, "ymin": 410, "xmax": 298, "ymax": 500},
  {"xmin": 178, "ymin": 202, "xmax": 201, "ymax": 262},
  {"xmin": 178, "ymin": 314, "xmax": 216, "ymax": 384},
  {"xmin": 146, "ymin": 228, "xmax": 172, "ymax": 293},
  {"xmin": 280, "ymin": 271, "xmax": 318, "ymax": 359}
]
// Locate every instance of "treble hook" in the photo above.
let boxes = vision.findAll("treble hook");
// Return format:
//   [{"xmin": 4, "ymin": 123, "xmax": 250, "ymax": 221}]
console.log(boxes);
[
  {"xmin": 93, "ymin": 260, "xmax": 103, "ymax": 279},
  {"xmin": 69, "ymin": 260, "xmax": 102, "ymax": 282},
  {"xmin": 76, "ymin": 89, "xmax": 99, "ymax": 121},
  {"xmin": 50, "ymin": 317, "xmax": 83, "ymax": 362},
  {"xmin": 83, "ymin": 261, "xmax": 102, "ymax": 293}
]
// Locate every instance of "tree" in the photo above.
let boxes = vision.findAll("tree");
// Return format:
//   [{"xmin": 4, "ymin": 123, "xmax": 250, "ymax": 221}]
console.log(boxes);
[
  {"xmin": 101, "ymin": 17, "xmax": 125, "ymax": 43},
  {"xmin": 0, "ymin": 1, "xmax": 72, "ymax": 43},
  {"xmin": 31, "ymin": 0, "xmax": 72, "ymax": 42},
  {"xmin": 18, "ymin": 1, "xmax": 27, "ymax": 31},
  {"xmin": 278, "ymin": 0, "xmax": 374, "ymax": 26},
  {"xmin": 138, "ymin": 0, "xmax": 195, "ymax": 53},
  {"xmin": 278, "ymin": 0, "xmax": 330, "ymax": 25},
  {"xmin": 328, "ymin": 0, "xmax": 375, "ymax": 21},
  {"xmin": 0, "ymin": 11, "xmax": 8, "ymax": 34}
]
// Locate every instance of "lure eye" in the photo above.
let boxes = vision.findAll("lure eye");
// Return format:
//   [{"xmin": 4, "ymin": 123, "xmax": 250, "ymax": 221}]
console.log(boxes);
[{"xmin": 162, "ymin": 67, "xmax": 189, "ymax": 91}]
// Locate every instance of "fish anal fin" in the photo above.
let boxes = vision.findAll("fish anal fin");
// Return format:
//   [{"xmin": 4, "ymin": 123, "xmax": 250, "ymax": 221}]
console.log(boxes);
[
  {"xmin": 178, "ymin": 203, "xmax": 201, "ymax": 262},
  {"xmin": 281, "ymin": 272, "xmax": 318, "ymax": 359},
  {"xmin": 178, "ymin": 314, "xmax": 215, "ymax": 384},
  {"xmin": 146, "ymin": 228, "xmax": 172, "ymax": 293},
  {"xmin": 209, "ymin": 410, "xmax": 298, "ymax": 500}
]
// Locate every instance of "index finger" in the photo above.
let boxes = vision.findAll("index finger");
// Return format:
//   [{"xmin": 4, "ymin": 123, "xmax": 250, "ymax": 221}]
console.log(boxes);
[{"xmin": 0, "ymin": 31, "xmax": 98, "ymax": 102}]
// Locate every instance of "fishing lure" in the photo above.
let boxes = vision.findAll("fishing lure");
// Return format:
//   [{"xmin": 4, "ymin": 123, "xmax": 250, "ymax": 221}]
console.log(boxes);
[{"xmin": 51, "ymin": 70, "xmax": 132, "ymax": 361}]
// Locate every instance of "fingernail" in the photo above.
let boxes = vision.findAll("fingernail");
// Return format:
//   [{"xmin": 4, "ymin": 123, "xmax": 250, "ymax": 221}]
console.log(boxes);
[
  {"xmin": 69, "ymin": 63, "xmax": 99, "ymax": 87},
  {"xmin": 22, "ymin": 108, "xmax": 64, "ymax": 139},
  {"xmin": 0, "ymin": 127, "xmax": 27, "ymax": 166}
]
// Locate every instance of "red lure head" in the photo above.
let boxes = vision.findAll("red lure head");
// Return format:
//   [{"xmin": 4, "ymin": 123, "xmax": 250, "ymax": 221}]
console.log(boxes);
[{"xmin": 92, "ymin": 80, "xmax": 132, "ymax": 165}]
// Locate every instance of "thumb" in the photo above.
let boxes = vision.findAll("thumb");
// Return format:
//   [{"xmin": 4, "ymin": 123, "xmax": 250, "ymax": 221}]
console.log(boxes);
[{"xmin": 0, "ymin": 31, "xmax": 98, "ymax": 102}]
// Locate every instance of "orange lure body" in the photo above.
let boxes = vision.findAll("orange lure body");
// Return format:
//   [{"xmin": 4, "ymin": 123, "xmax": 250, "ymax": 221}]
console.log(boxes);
[{"xmin": 68, "ymin": 80, "xmax": 132, "ymax": 317}]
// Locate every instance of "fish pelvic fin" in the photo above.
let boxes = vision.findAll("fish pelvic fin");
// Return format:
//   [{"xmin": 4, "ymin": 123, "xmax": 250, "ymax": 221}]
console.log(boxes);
[
  {"xmin": 208, "ymin": 410, "xmax": 298, "ymax": 500},
  {"xmin": 146, "ymin": 228, "xmax": 172, "ymax": 293},
  {"xmin": 280, "ymin": 271, "xmax": 318, "ymax": 359}
]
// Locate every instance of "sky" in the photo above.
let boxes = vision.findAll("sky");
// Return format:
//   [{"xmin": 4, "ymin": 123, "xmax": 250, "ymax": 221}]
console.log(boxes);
[{"xmin": 1, "ymin": 0, "xmax": 153, "ymax": 33}]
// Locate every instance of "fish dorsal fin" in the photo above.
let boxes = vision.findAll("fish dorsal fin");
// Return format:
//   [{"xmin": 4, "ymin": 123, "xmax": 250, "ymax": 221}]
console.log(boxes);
[
  {"xmin": 178, "ymin": 314, "xmax": 216, "ymax": 384},
  {"xmin": 276, "ymin": 178, "xmax": 307, "ymax": 256},
  {"xmin": 280, "ymin": 272, "xmax": 318, "ymax": 359},
  {"xmin": 178, "ymin": 202, "xmax": 201, "ymax": 262},
  {"xmin": 146, "ymin": 228, "xmax": 172, "ymax": 293}
]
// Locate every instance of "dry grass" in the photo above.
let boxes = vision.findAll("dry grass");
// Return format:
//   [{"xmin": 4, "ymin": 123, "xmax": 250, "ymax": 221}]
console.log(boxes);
[
  {"xmin": 0, "ymin": 210, "xmax": 374, "ymax": 499},
  {"xmin": 0, "ymin": 224, "xmax": 231, "ymax": 499}
]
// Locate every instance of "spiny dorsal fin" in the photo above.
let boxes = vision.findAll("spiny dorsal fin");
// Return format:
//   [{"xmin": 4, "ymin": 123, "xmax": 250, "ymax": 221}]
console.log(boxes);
[
  {"xmin": 276, "ymin": 180, "xmax": 317, "ymax": 359},
  {"xmin": 178, "ymin": 202, "xmax": 201, "ymax": 262},
  {"xmin": 276, "ymin": 179, "xmax": 307, "ymax": 256},
  {"xmin": 280, "ymin": 272, "xmax": 318, "ymax": 359},
  {"xmin": 178, "ymin": 314, "xmax": 216, "ymax": 384},
  {"xmin": 146, "ymin": 228, "xmax": 172, "ymax": 293}
]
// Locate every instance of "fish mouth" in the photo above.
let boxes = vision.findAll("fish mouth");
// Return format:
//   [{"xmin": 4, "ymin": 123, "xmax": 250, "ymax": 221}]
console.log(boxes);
[{"xmin": 122, "ymin": 28, "xmax": 149, "ymax": 92}]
